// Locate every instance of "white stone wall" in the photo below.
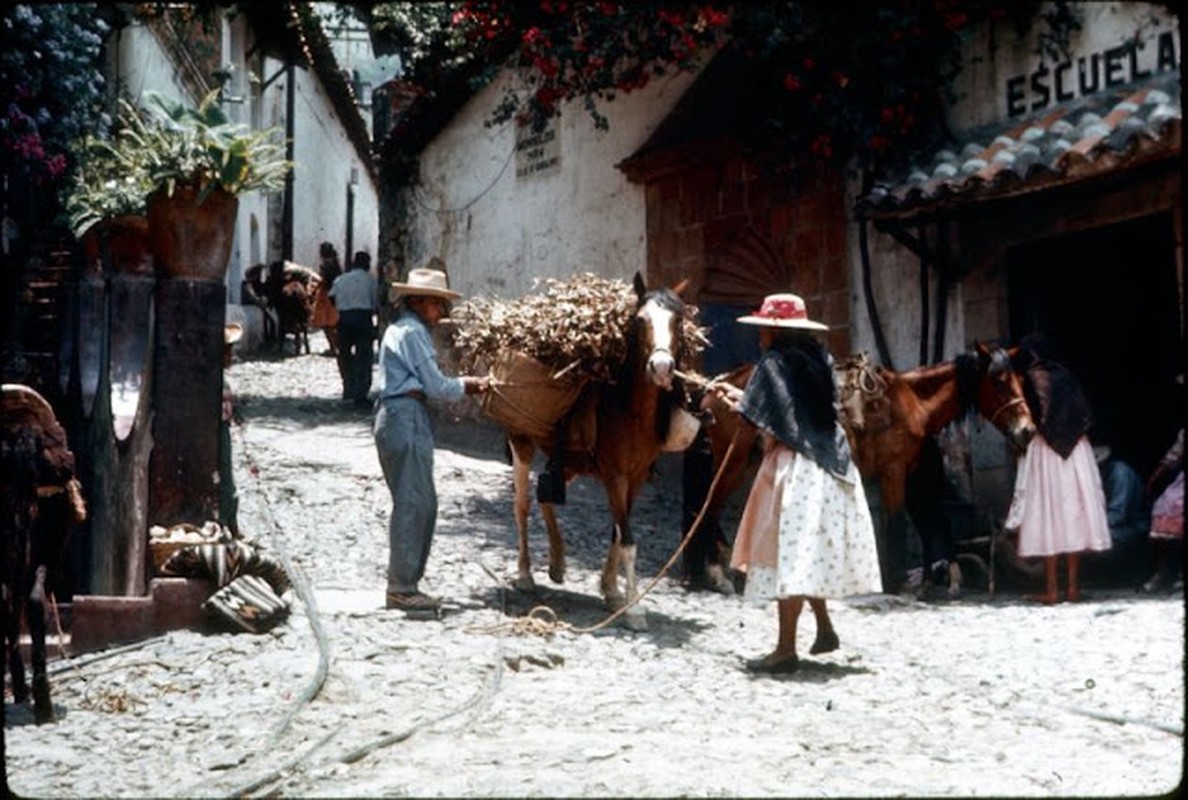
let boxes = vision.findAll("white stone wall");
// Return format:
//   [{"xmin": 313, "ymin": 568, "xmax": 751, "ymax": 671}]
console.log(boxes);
[
  {"xmin": 286, "ymin": 60, "xmax": 380, "ymax": 272},
  {"xmin": 949, "ymin": 2, "xmax": 1179, "ymax": 134},
  {"xmin": 106, "ymin": 14, "xmax": 378, "ymax": 322},
  {"xmin": 845, "ymin": 1, "xmax": 1179, "ymax": 369},
  {"xmin": 402, "ymin": 66, "xmax": 702, "ymax": 301}
]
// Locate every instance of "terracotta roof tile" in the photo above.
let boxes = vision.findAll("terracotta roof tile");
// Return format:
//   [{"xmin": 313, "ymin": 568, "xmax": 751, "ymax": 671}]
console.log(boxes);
[{"xmin": 860, "ymin": 73, "xmax": 1180, "ymax": 218}]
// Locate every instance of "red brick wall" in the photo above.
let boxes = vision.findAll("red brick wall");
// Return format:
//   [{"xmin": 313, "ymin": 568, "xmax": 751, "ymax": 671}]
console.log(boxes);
[{"xmin": 645, "ymin": 155, "xmax": 852, "ymax": 357}]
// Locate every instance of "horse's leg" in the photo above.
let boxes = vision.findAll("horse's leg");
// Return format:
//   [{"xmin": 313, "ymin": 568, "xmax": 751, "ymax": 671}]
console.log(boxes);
[
  {"xmin": 599, "ymin": 474, "xmax": 627, "ymax": 610},
  {"xmin": 600, "ymin": 524, "xmax": 623, "ymax": 609},
  {"xmin": 509, "ymin": 439, "xmax": 536, "ymax": 593},
  {"xmin": 3, "ymin": 583, "xmax": 28, "ymax": 704},
  {"xmin": 601, "ymin": 476, "xmax": 647, "ymax": 630},
  {"xmin": 29, "ymin": 565, "xmax": 52, "ymax": 724},
  {"xmin": 541, "ymin": 501, "xmax": 565, "ymax": 584},
  {"xmin": 618, "ymin": 519, "xmax": 647, "ymax": 632}
]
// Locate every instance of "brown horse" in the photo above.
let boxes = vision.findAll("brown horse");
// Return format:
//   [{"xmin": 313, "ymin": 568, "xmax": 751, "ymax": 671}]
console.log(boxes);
[
  {"xmin": 701, "ymin": 343, "xmax": 1035, "ymax": 596},
  {"xmin": 506, "ymin": 273, "xmax": 692, "ymax": 631}
]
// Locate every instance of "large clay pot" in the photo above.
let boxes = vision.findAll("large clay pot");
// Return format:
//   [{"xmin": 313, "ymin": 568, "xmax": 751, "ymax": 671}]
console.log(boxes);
[
  {"xmin": 79, "ymin": 215, "xmax": 153, "ymax": 278},
  {"xmin": 146, "ymin": 183, "xmax": 238, "ymax": 280}
]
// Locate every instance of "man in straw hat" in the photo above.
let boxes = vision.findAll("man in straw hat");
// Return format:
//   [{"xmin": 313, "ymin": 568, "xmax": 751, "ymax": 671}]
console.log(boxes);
[
  {"xmin": 375, "ymin": 260, "xmax": 489, "ymax": 614},
  {"xmin": 706, "ymin": 293, "xmax": 881, "ymax": 673}
]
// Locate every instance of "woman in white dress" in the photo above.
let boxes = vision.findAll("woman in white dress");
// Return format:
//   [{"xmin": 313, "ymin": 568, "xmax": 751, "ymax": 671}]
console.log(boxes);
[
  {"xmin": 1006, "ymin": 333, "xmax": 1111, "ymax": 603},
  {"xmin": 708, "ymin": 293, "xmax": 882, "ymax": 674}
]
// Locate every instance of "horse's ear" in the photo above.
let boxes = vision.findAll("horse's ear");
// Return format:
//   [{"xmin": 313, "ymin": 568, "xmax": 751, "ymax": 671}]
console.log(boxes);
[
  {"xmin": 671, "ymin": 278, "xmax": 690, "ymax": 299},
  {"xmin": 632, "ymin": 271, "xmax": 647, "ymax": 300}
]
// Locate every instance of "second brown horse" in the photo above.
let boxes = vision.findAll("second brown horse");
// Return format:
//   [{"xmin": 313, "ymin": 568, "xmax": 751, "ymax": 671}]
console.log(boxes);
[{"xmin": 700, "ymin": 343, "xmax": 1036, "ymax": 596}]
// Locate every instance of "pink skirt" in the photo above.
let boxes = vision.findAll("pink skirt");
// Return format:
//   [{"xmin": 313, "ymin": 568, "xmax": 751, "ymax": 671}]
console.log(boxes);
[
  {"xmin": 1005, "ymin": 435, "xmax": 1112, "ymax": 558},
  {"xmin": 1150, "ymin": 470, "xmax": 1183, "ymax": 540},
  {"xmin": 730, "ymin": 440, "xmax": 882, "ymax": 602}
]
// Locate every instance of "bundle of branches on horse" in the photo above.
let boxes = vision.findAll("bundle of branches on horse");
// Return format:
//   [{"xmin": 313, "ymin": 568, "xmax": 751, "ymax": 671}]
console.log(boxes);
[
  {"xmin": 450, "ymin": 272, "xmax": 708, "ymax": 631},
  {"xmin": 691, "ymin": 343, "xmax": 1037, "ymax": 601}
]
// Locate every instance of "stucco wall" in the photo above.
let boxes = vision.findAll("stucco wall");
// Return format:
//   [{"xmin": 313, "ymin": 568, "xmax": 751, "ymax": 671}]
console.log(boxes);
[
  {"xmin": 401, "ymin": 67, "xmax": 702, "ymax": 302},
  {"xmin": 108, "ymin": 16, "xmax": 378, "ymax": 323},
  {"xmin": 948, "ymin": 2, "xmax": 1178, "ymax": 134},
  {"xmin": 287, "ymin": 63, "xmax": 380, "ymax": 273}
]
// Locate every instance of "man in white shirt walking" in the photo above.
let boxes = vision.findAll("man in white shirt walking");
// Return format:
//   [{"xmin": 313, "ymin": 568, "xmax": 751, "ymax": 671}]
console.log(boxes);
[{"xmin": 329, "ymin": 251, "xmax": 380, "ymax": 406}]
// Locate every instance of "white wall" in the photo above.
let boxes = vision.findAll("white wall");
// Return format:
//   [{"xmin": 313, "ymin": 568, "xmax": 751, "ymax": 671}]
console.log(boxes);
[
  {"xmin": 949, "ymin": 2, "xmax": 1178, "ymax": 135},
  {"xmin": 844, "ymin": 1, "xmax": 1179, "ymax": 370},
  {"xmin": 285, "ymin": 61, "xmax": 380, "ymax": 272},
  {"xmin": 106, "ymin": 13, "xmax": 378, "ymax": 321},
  {"xmin": 403, "ymin": 66, "xmax": 702, "ymax": 301}
]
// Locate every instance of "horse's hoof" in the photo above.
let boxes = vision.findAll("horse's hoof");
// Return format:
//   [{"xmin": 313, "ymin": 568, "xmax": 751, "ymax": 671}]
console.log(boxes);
[
  {"xmin": 622, "ymin": 609, "xmax": 648, "ymax": 632},
  {"xmin": 548, "ymin": 562, "xmax": 566, "ymax": 584},
  {"xmin": 511, "ymin": 575, "xmax": 537, "ymax": 593},
  {"xmin": 604, "ymin": 594, "xmax": 626, "ymax": 611},
  {"xmin": 705, "ymin": 564, "xmax": 736, "ymax": 596}
]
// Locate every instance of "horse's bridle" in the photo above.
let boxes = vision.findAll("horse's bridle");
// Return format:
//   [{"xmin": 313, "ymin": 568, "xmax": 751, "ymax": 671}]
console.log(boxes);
[{"xmin": 988, "ymin": 396, "xmax": 1026, "ymax": 427}]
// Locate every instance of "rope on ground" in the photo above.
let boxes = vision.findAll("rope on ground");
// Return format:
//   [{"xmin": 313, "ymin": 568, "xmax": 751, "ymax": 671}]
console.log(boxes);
[
  {"xmin": 465, "ymin": 430, "xmax": 740, "ymax": 638},
  {"xmin": 232, "ymin": 421, "xmax": 332, "ymax": 746}
]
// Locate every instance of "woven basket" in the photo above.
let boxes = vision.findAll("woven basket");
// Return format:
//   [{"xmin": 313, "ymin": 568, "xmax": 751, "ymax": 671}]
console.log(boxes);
[{"xmin": 481, "ymin": 350, "xmax": 585, "ymax": 440}]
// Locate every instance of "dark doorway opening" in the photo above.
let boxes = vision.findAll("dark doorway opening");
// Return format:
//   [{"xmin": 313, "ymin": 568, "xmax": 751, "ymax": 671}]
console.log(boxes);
[{"xmin": 1007, "ymin": 212, "xmax": 1182, "ymax": 477}]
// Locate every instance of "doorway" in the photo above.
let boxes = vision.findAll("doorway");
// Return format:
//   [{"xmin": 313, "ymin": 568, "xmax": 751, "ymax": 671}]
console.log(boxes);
[{"xmin": 1007, "ymin": 212, "xmax": 1181, "ymax": 476}]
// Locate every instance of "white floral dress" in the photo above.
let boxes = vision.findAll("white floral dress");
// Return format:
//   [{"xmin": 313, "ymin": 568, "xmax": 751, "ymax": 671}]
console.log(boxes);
[{"xmin": 730, "ymin": 435, "xmax": 883, "ymax": 602}]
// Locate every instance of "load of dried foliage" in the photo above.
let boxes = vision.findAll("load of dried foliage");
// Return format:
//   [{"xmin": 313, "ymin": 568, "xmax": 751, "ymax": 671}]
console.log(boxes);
[{"xmin": 448, "ymin": 273, "xmax": 706, "ymax": 383}]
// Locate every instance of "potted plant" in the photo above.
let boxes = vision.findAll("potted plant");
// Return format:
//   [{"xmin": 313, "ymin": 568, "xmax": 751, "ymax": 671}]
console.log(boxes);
[
  {"xmin": 62, "ymin": 130, "xmax": 157, "ymax": 278},
  {"xmin": 63, "ymin": 90, "xmax": 291, "ymax": 280},
  {"xmin": 131, "ymin": 90, "xmax": 291, "ymax": 280}
]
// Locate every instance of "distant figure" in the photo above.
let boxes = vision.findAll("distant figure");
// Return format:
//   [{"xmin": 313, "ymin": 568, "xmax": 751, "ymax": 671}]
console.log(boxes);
[
  {"xmin": 1090, "ymin": 444, "xmax": 1150, "ymax": 584},
  {"xmin": 310, "ymin": 242, "xmax": 342, "ymax": 356},
  {"xmin": 1006, "ymin": 333, "xmax": 1111, "ymax": 603},
  {"xmin": 241, "ymin": 263, "xmax": 278, "ymax": 346},
  {"xmin": 219, "ymin": 322, "xmax": 244, "ymax": 535},
  {"xmin": 1144, "ymin": 426, "xmax": 1183, "ymax": 593},
  {"xmin": 329, "ymin": 251, "xmax": 379, "ymax": 406},
  {"xmin": 706, "ymin": 293, "xmax": 881, "ymax": 674}
]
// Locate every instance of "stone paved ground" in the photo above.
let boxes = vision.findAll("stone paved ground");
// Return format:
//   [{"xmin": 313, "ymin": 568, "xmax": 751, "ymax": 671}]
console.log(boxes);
[{"xmin": 4, "ymin": 338, "xmax": 1184, "ymax": 798}]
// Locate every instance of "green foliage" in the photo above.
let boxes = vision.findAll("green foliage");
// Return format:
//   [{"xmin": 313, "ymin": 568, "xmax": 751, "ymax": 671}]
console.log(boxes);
[
  {"xmin": 61, "ymin": 90, "xmax": 291, "ymax": 236},
  {"xmin": 61, "ymin": 131, "xmax": 154, "ymax": 236},
  {"xmin": 0, "ymin": 4, "xmax": 109, "ymax": 182}
]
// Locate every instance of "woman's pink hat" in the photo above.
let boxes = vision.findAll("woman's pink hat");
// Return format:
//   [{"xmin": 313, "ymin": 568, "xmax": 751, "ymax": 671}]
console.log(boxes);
[{"xmin": 737, "ymin": 293, "xmax": 828, "ymax": 330}]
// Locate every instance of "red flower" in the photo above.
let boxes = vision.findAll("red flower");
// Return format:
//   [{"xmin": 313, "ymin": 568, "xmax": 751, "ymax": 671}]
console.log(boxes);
[
  {"xmin": 803, "ymin": 58, "xmax": 815, "ymax": 69},
  {"xmin": 783, "ymin": 74, "xmax": 801, "ymax": 91}
]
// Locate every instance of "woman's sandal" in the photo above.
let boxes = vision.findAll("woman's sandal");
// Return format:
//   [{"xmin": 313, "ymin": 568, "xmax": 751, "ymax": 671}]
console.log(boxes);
[
  {"xmin": 810, "ymin": 630, "xmax": 840, "ymax": 655},
  {"xmin": 745, "ymin": 653, "xmax": 800, "ymax": 674}
]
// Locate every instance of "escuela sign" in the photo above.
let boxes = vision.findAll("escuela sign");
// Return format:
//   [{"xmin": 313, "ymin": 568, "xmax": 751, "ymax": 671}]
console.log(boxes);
[{"xmin": 1005, "ymin": 27, "xmax": 1179, "ymax": 118}]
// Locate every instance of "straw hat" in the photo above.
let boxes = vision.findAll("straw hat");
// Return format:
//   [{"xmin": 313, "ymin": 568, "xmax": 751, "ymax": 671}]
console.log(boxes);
[
  {"xmin": 390, "ymin": 260, "xmax": 462, "ymax": 301},
  {"xmin": 737, "ymin": 293, "xmax": 828, "ymax": 330},
  {"xmin": 224, "ymin": 322, "xmax": 244, "ymax": 345}
]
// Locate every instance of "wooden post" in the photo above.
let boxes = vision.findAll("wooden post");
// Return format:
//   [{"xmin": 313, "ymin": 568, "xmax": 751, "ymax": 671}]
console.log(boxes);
[
  {"xmin": 149, "ymin": 279, "xmax": 225, "ymax": 530},
  {"xmin": 88, "ymin": 275, "xmax": 155, "ymax": 596}
]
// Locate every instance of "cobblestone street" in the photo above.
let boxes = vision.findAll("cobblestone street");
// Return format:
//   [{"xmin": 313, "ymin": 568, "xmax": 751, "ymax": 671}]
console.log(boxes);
[{"xmin": 5, "ymin": 342, "xmax": 1184, "ymax": 798}]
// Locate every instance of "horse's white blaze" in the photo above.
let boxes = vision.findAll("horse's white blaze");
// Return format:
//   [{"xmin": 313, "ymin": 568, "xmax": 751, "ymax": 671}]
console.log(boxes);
[{"xmin": 640, "ymin": 299, "xmax": 677, "ymax": 389}]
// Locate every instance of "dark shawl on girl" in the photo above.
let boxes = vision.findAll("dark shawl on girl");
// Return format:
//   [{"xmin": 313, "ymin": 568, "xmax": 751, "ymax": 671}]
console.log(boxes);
[
  {"xmin": 737, "ymin": 333, "xmax": 854, "ymax": 481},
  {"xmin": 1012, "ymin": 334, "xmax": 1093, "ymax": 459}
]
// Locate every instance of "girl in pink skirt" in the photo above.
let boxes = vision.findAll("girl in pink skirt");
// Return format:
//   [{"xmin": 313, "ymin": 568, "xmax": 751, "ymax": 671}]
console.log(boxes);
[{"xmin": 1006, "ymin": 334, "xmax": 1111, "ymax": 603}]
